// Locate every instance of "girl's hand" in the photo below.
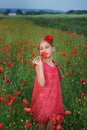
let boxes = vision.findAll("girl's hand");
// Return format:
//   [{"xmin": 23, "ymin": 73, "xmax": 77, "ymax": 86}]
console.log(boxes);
[{"xmin": 32, "ymin": 56, "xmax": 43, "ymax": 67}]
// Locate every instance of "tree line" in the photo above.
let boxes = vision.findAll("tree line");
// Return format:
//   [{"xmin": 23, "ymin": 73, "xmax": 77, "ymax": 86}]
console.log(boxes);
[{"xmin": 0, "ymin": 9, "xmax": 87, "ymax": 15}]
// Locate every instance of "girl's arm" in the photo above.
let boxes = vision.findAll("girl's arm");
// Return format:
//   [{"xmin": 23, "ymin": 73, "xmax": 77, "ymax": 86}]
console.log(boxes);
[{"xmin": 32, "ymin": 56, "xmax": 46, "ymax": 87}]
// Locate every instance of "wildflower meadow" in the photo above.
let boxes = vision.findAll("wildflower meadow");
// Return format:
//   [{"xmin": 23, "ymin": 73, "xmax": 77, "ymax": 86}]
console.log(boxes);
[{"xmin": 0, "ymin": 15, "xmax": 87, "ymax": 130}]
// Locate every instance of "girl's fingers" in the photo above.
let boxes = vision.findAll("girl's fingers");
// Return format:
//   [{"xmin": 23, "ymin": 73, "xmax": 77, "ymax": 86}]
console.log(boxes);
[
  {"xmin": 33, "ymin": 56, "xmax": 41, "ymax": 63},
  {"xmin": 32, "ymin": 56, "xmax": 42, "ymax": 66}
]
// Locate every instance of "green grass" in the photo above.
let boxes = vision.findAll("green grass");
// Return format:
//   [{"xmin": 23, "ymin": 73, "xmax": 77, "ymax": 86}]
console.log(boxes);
[{"xmin": 28, "ymin": 14, "xmax": 87, "ymax": 37}]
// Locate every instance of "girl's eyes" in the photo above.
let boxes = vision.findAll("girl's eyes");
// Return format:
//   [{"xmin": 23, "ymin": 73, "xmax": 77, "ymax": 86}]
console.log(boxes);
[
  {"xmin": 46, "ymin": 46, "xmax": 49, "ymax": 48},
  {"xmin": 40, "ymin": 46, "xmax": 50, "ymax": 50},
  {"xmin": 40, "ymin": 48, "xmax": 43, "ymax": 50}
]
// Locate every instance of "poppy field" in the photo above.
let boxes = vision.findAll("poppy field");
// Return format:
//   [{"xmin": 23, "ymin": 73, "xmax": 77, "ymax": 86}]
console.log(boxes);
[{"xmin": 0, "ymin": 15, "xmax": 87, "ymax": 130}]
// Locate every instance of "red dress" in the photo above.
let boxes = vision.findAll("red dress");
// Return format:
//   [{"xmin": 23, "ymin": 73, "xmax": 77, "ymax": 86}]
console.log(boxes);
[{"xmin": 31, "ymin": 61, "xmax": 64, "ymax": 124}]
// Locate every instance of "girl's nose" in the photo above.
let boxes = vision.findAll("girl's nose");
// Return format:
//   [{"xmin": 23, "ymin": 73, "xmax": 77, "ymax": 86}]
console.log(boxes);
[{"xmin": 41, "ymin": 49, "xmax": 46, "ymax": 52}]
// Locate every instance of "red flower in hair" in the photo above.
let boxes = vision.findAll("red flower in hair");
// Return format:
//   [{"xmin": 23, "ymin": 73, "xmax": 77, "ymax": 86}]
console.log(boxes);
[{"xmin": 44, "ymin": 35, "xmax": 54, "ymax": 43}]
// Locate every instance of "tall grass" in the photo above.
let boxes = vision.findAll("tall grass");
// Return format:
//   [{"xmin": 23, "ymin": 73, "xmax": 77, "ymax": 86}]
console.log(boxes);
[{"xmin": 0, "ymin": 16, "xmax": 87, "ymax": 130}]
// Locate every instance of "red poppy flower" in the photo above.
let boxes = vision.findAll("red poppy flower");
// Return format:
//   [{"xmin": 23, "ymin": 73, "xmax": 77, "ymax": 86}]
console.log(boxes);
[
  {"xmin": 84, "ymin": 51, "xmax": 87, "ymax": 56},
  {"xmin": 6, "ymin": 94, "xmax": 13, "ymax": 99},
  {"xmin": 0, "ymin": 97, "xmax": 4, "ymax": 102},
  {"xmin": 80, "ymin": 71, "xmax": 84, "ymax": 75},
  {"xmin": 65, "ymin": 110, "xmax": 71, "ymax": 115},
  {"xmin": 44, "ymin": 35, "xmax": 54, "ymax": 43},
  {"xmin": 50, "ymin": 115, "xmax": 56, "ymax": 125},
  {"xmin": 83, "ymin": 45, "xmax": 87, "ymax": 48},
  {"xmin": 80, "ymin": 92, "xmax": 86, "ymax": 97},
  {"xmin": 8, "ymin": 61, "xmax": 13, "ymax": 67},
  {"xmin": 11, "ymin": 97, "xmax": 16, "ymax": 103},
  {"xmin": 56, "ymin": 124, "xmax": 62, "ymax": 130},
  {"xmin": 41, "ymin": 52, "xmax": 47, "ymax": 58},
  {"xmin": 23, "ymin": 80, "xmax": 27, "ymax": 84},
  {"xmin": 19, "ymin": 56, "xmax": 23, "ymax": 61},
  {"xmin": 67, "ymin": 71, "xmax": 73, "ymax": 77},
  {"xmin": 72, "ymin": 51, "xmax": 77, "ymax": 55},
  {"xmin": 56, "ymin": 115, "xmax": 64, "ymax": 122},
  {"xmin": 0, "ymin": 123, "xmax": 4, "ymax": 129},
  {"xmin": 7, "ymin": 52, "xmax": 11, "ymax": 57},
  {"xmin": 14, "ymin": 91, "xmax": 21, "ymax": 96},
  {"xmin": 5, "ymin": 101, "xmax": 12, "ymax": 106},
  {"xmin": 24, "ymin": 107, "xmax": 31, "ymax": 113},
  {"xmin": 23, "ymin": 98, "xmax": 30, "ymax": 107},
  {"xmin": 25, "ymin": 121, "xmax": 31, "ymax": 128},
  {"xmin": 13, "ymin": 62, "xmax": 16, "ymax": 66},
  {"xmin": 1, "ymin": 48, "xmax": 6, "ymax": 51},
  {"xmin": 20, "ymin": 49, "xmax": 24, "ymax": 54},
  {"xmin": 5, "ymin": 57, "xmax": 9, "ymax": 61},
  {"xmin": 80, "ymin": 78, "xmax": 86, "ymax": 84},
  {"xmin": 21, "ymin": 86, "xmax": 25, "ymax": 91},
  {"xmin": 0, "ymin": 60, "xmax": 2, "ymax": 64},
  {"xmin": 0, "ymin": 67, "xmax": 3, "ymax": 72},
  {"xmin": 31, "ymin": 52, "xmax": 36, "ymax": 57},
  {"xmin": 5, "ymin": 78, "xmax": 11, "ymax": 83}
]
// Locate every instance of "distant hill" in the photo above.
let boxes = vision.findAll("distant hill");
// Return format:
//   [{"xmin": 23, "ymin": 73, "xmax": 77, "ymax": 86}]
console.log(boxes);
[
  {"xmin": 0, "ymin": 8, "xmax": 65, "ymax": 14},
  {"xmin": 0, "ymin": 8, "xmax": 87, "ymax": 15},
  {"xmin": 66, "ymin": 9, "xmax": 87, "ymax": 14}
]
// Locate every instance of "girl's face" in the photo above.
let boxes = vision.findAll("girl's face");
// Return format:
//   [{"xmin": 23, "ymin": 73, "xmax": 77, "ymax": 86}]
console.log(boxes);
[{"xmin": 39, "ymin": 41, "xmax": 55, "ymax": 58}]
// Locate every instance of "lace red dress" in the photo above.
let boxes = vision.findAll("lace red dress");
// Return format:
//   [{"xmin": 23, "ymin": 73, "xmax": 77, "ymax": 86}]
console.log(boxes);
[{"xmin": 31, "ymin": 61, "xmax": 64, "ymax": 123}]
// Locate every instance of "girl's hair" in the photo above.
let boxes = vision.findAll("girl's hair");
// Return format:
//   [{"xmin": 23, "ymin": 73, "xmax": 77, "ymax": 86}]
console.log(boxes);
[
  {"xmin": 38, "ymin": 35, "xmax": 54, "ymax": 49},
  {"xmin": 38, "ymin": 38, "xmax": 54, "ymax": 50}
]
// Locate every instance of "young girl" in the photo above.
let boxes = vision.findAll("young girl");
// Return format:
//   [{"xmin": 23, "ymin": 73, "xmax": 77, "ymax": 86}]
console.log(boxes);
[{"xmin": 31, "ymin": 35, "xmax": 65, "ymax": 130}]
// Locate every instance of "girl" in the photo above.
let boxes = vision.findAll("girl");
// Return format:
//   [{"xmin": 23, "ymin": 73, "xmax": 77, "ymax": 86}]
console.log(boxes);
[{"xmin": 31, "ymin": 35, "xmax": 65, "ymax": 130}]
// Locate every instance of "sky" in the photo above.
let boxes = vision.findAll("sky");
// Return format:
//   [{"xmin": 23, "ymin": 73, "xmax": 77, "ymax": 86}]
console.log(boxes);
[{"xmin": 0, "ymin": 0, "xmax": 87, "ymax": 11}]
